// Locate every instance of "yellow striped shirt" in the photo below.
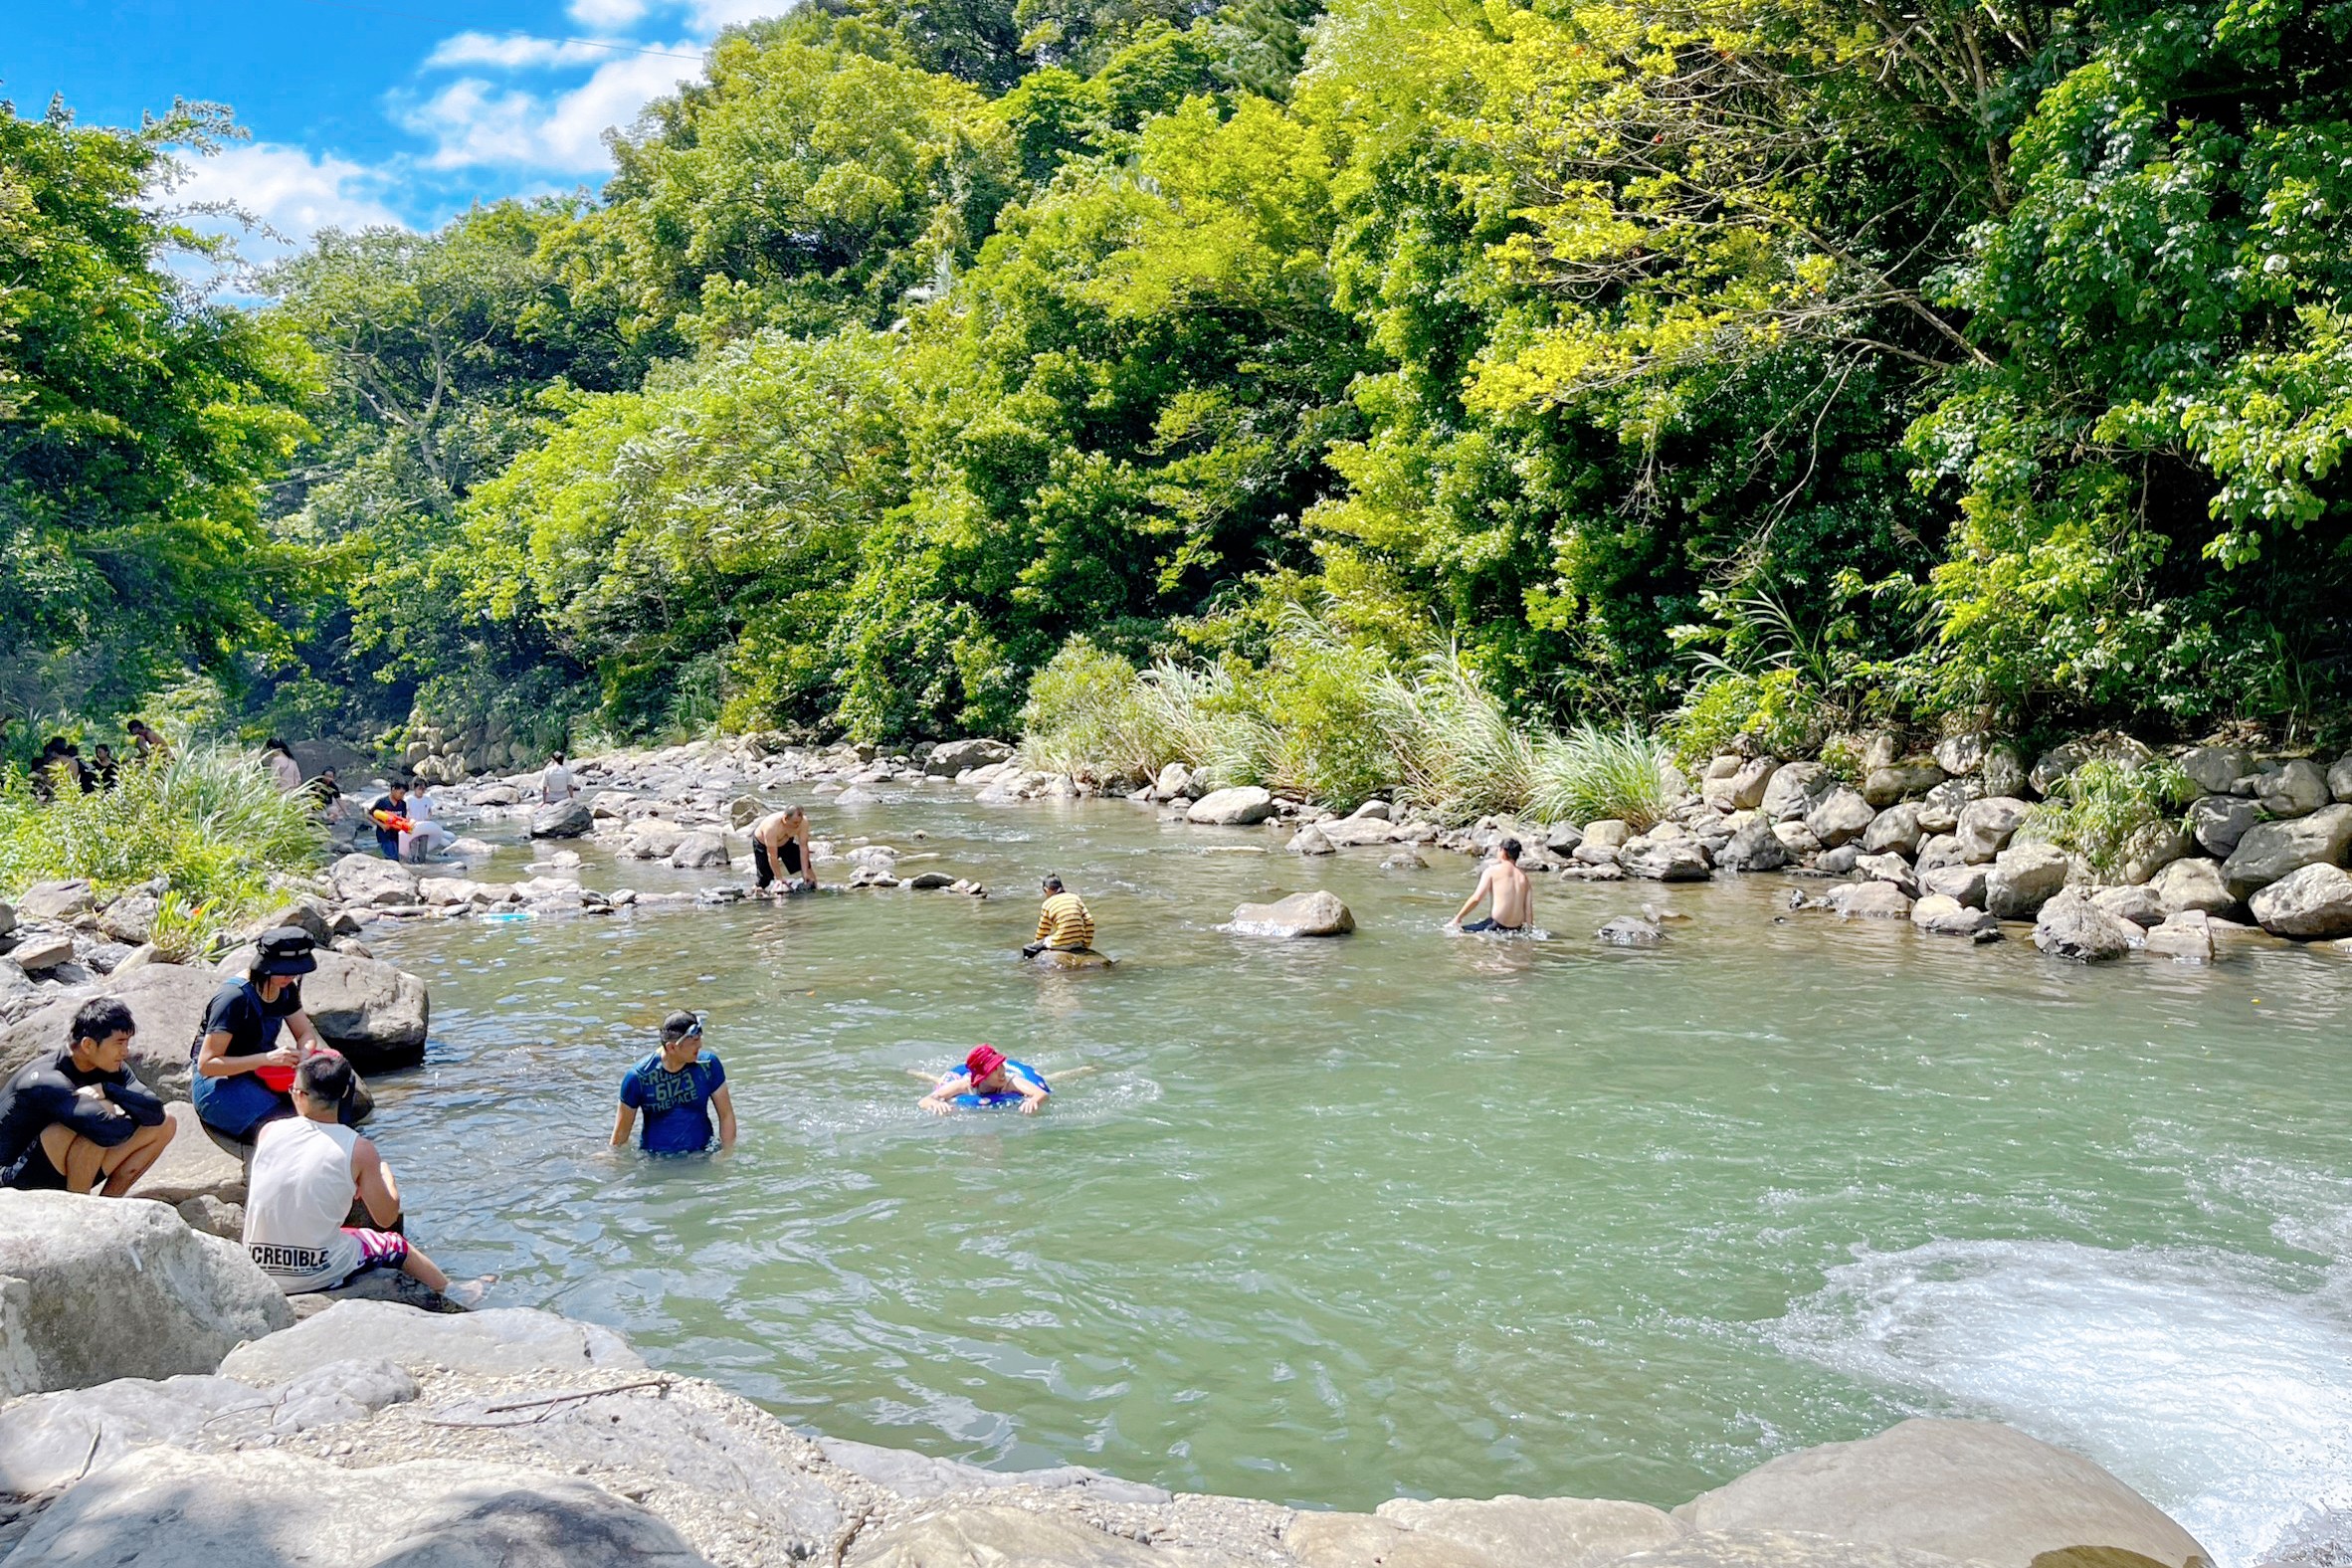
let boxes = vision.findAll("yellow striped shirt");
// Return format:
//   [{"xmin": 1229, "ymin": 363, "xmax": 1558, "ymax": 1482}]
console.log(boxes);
[{"xmin": 1035, "ymin": 891, "xmax": 1094, "ymax": 949}]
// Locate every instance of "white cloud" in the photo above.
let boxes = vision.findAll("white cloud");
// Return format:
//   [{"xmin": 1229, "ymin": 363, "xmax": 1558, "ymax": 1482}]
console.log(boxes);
[
  {"xmin": 167, "ymin": 142, "xmax": 407, "ymax": 254},
  {"xmin": 400, "ymin": 48, "xmax": 701, "ymax": 172},
  {"xmin": 569, "ymin": 0, "xmax": 653, "ymax": 26},
  {"xmin": 425, "ymin": 31, "xmax": 621, "ymax": 70},
  {"xmin": 681, "ymin": 0, "xmax": 792, "ymax": 27}
]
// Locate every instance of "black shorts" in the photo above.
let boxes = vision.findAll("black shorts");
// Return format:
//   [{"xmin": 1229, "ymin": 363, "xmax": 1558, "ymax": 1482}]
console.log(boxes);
[
  {"xmin": 752, "ymin": 838, "xmax": 804, "ymax": 887},
  {"xmin": 0, "ymin": 1139, "xmax": 69, "ymax": 1192}
]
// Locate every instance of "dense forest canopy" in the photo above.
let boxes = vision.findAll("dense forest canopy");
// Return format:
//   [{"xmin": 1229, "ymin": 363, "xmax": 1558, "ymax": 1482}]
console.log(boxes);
[{"xmin": 7, "ymin": 0, "xmax": 2350, "ymax": 765}]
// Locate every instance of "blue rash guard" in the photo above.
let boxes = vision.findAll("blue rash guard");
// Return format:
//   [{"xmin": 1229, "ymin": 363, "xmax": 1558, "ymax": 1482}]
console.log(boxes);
[{"xmin": 619, "ymin": 1050, "xmax": 726, "ymax": 1154}]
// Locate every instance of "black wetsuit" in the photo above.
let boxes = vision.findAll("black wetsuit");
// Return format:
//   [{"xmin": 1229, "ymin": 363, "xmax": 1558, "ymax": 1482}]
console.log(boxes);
[{"xmin": 0, "ymin": 1047, "xmax": 165, "ymax": 1190}]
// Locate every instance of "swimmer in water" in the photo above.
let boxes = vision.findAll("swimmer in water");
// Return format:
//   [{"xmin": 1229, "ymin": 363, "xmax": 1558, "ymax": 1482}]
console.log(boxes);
[
  {"xmin": 1449, "ymin": 837, "xmax": 1532, "ymax": 933},
  {"xmin": 920, "ymin": 1044, "xmax": 1049, "ymax": 1116}
]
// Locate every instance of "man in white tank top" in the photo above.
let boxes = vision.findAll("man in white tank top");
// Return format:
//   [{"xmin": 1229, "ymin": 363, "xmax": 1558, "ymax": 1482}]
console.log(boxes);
[{"xmin": 244, "ymin": 1054, "xmax": 485, "ymax": 1301}]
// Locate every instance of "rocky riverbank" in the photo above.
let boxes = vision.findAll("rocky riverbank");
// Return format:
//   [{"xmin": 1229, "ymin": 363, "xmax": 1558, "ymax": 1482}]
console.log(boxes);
[{"xmin": 0, "ymin": 1187, "xmax": 2232, "ymax": 1568}]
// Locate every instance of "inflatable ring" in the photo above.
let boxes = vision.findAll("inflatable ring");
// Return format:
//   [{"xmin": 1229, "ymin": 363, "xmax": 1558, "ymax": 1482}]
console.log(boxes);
[{"xmin": 947, "ymin": 1059, "xmax": 1051, "ymax": 1108}]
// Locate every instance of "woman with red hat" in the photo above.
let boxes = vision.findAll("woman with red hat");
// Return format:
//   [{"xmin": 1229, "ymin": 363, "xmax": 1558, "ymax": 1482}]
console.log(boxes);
[{"xmin": 920, "ymin": 1045, "xmax": 1050, "ymax": 1115}]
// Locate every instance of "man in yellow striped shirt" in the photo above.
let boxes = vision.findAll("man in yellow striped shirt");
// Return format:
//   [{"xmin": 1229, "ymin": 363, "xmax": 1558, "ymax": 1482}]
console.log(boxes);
[{"xmin": 1024, "ymin": 875, "xmax": 1096, "ymax": 957}]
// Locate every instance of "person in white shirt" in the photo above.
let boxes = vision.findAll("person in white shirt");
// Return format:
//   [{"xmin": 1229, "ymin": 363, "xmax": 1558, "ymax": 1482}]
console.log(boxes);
[
  {"xmin": 264, "ymin": 739, "xmax": 302, "ymax": 793},
  {"xmin": 243, "ymin": 1053, "xmax": 486, "ymax": 1301},
  {"xmin": 541, "ymin": 751, "xmax": 577, "ymax": 805},
  {"xmin": 398, "ymin": 786, "xmax": 453, "ymax": 862}
]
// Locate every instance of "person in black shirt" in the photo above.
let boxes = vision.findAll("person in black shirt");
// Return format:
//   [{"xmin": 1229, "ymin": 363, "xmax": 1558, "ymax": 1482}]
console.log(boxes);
[
  {"xmin": 366, "ymin": 783, "xmax": 410, "ymax": 861},
  {"xmin": 89, "ymin": 744, "xmax": 120, "ymax": 790},
  {"xmin": 0, "ymin": 998, "xmax": 174, "ymax": 1194},
  {"xmin": 192, "ymin": 927, "xmax": 330, "ymax": 1141}
]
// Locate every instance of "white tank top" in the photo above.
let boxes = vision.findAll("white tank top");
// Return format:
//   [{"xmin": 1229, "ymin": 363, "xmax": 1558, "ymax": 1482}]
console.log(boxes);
[{"xmin": 243, "ymin": 1117, "xmax": 362, "ymax": 1293}]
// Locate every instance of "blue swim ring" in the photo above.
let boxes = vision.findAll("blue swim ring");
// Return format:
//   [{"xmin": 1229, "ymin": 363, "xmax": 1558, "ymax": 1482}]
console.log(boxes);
[{"xmin": 946, "ymin": 1059, "xmax": 1051, "ymax": 1108}]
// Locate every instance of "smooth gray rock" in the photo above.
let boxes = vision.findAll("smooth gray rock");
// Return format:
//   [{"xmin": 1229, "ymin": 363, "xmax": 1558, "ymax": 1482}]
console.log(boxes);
[
  {"xmin": 1670, "ymin": 1418, "xmax": 2208, "ymax": 1568},
  {"xmin": 1828, "ymin": 882, "xmax": 1912, "ymax": 920},
  {"xmin": 0, "ymin": 1373, "xmax": 273, "ymax": 1495},
  {"xmin": 214, "ymin": 945, "xmax": 428, "ymax": 1071},
  {"xmin": 1582, "ymin": 819, "xmax": 1634, "ymax": 850},
  {"xmin": 2113, "ymin": 821, "xmax": 2195, "ymax": 885},
  {"xmin": 1852, "ymin": 855, "xmax": 1919, "ymax": 896},
  {"xmin": 1919, "ymin": 863, "xmax": 1987, "ymax": 907},
  {"xmin": 1773, "ymin": 821, "xmax": 1824, "ymax": 857},
  {"xmin": 2144, "ymin": 910, "xmax": 2217, "ymax": 963},
  {"xmin": 1596, "ymin": 916, "xmax": 1664, "ymax": 947},
  {"xmin": 1862, "ymin": 763, "xmax": 1945, "ymax": 808},
  {"xmin": 1979, "ymin": 746, "xmax": 2029, "ymax": 798},
  {"xmin": 1721, "ymin": 756, "xmax": 1781, "ymax": 813},
  {"xmin": 1762, "ymin": 763, "xmax": 1835, "ymax": 823},
  {"xmin": 2032, "ymin": 889, "xmax": 2140, "ymax": 962},
  {"xmin": 669, "ymin": 832, "xmax": 729, "ymax": 870},
  {"xmin": 2189, "ymin": 794, "xmax": 2261, "ymax": 858},
  {"xmin": 1862, "ymin": 805, "xmax": 1922, "ymax": 858},
  {"xmin": 6, "ymin": 934, "xmax": 72, "ymax": 973},
  {"xmin": 1913, "ymin": 833, "xmax": 1966, "ymax": 874},
  {"xmin": 1716, "ymin": 819, "xmax": 1789, "ymax": 874},
  {"xmin": 2250, "ymin": 863, "xmax": 2352, "ymax": 939},
  {"xmin": 623, "ymin": 820, "xmax": 688, "ymax": 860},
  {"xmin": 2150, "ymin": 857, "xmax": 2235, "ymax": 917},
  {"xmin": 0, "ymin": 1192, "xmax": 293, "ymax": 1397},
  {"xmin": 819, "ymin": 1437, "xmax": 1171, "ymax": 1506},
  {"xmin": 330, "ymin": 853, "xmax": 419, "ymax": 905},
  {"xmin": 2332, "ymin": 754, "xmax": 2352, "ymax": 804},
  {"xmin": 1286, "ymin": 1511, "xmax": 1497, "ymax": 1568},
  {"xmin": 851, "ymin": 1504, "xmax": 1225, "ymax": 1568},
  {"xmin": 2090, "ymin": 883, "xmax": 2166, "ymax": 928},
  {"xmin": 1319, "ymin": 818, "xmax": 1401, "ymax": 848},
  {"xmin": 2030, "ymin": 736, "xmax": 2152, "ymax": 797},
  {"xmin": 1622, "ymin": 838, "xmax": 1712, "ymax": 882},
  {"xmin": 1955, "ymin": 797, "xmax": 2031, "ymax": 862},
  {"xmin": 1816, "ymin": 844, "xmax": 1861, "ymax": 876},
  {"xmin": 2179, "ymin": 745, "xmax": 2253, "ymax": 794},
  {"xmin": 14, "ymin": 881, "xmax": 94, "ymax": 923},
  {"xmin": 1187, "ymin": 786, "xmax": 1275, "ymax": 826},
  {"xmin": 1914, "ymin": 780, "xmax": 1981, "ymax": 836},
  {"xmin": 8, "ymin": 1447, "xmax": 714, "ymax": 1567},
  {"xmin": 1984, "ymin": 842, "xmax": 2069, "ymax": 919},
  {"xmin": 2223, "ymin": 804, "xmax": 2352, "ymax": 898},
  {"xmin": 927, "ymin": 738, "xmax": 1013, "ymax": 776},
  {"xmin": 220, "ymin": 1300, "xmax": 642, "ymax": 1385},
  {"xmin": 1911, "ymin": 894, "xmax": 1998, "ymax": 939},
  {"xmin": 2259, "ymin": 758, "xmax": 2332, "ymax": 819},
  {"xmin": 1931, "ymin": 735, "xmax": 1987, "ymax": 777},
  {"xmin": 1806, "ymin": 787, "xmax": 1877, "ymax": 849},
  {"xmin": 1287, "ymin": 825, "xmax": 1335, "ymax": 856},
  {"xmin": 1224, "ymin": 891, "xmax": 1354, "ymax": 937},
  {"xmin": 1618, "ymin": 1529, "xmax": 1974, "ymax": 1568},
  {"xmin": 528, "ymin": 799, "xmax": 594, "ymax": 838},
  {"xmin": 1377, "ymin": 1494, "xmax": 1686, "ymax": 1568},
  {"xmin": 95, "ymin": 891, "xmax": 158, "ymax": 945},
  {"xmin": 124, "ymin": 1102, "xmax": 244, "ymax": 1206}
]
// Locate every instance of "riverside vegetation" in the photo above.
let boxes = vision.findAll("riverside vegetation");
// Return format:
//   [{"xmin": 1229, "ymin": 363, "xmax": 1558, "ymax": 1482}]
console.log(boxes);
[{"xmin": 5, "ymin": 0, "xmax": 2352, "ymax": 770}]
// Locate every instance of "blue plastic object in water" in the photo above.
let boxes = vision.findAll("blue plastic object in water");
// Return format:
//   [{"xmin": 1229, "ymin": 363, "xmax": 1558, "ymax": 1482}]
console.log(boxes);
[{"xmin": 947, "ymin": 1059, "xmax": 1051, "ymax": 1108}]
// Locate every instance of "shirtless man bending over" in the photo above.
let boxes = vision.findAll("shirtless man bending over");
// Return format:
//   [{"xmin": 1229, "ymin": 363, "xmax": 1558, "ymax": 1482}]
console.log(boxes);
[
  {"xmin": 750, "ymin": 807, "xmax": 817, "ymax": 893},
  {"xmin": 1450, "ymin": 838, "xmax": 1533, "ymax": 933}
]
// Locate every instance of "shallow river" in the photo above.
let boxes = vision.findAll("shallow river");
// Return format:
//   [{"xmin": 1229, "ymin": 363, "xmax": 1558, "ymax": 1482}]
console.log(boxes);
[{"xmin": 361, "ymin": 787, "xmax": 2351, "ymax": 1564}]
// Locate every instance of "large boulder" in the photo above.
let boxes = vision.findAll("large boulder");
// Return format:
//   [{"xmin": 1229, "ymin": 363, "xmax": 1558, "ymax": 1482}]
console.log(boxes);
[
  {"xmin": 670, "ymin": 832, "xmax": 730, "ymax": 870},
  {"xmin": 2188, "ymin": 795, "xmax": 2260, "ymax": 859},
  {"xmin": 2144, "ymin": 910, "xmax": 2217, "ymax": 964},
  {"xmin": 329, "ymin": 852, "xmax": 418, "ymax": 906},
  {"xmin": 1862, "ymin": 762, "xmax": 1945, "ymax": 808},
  {"xmin": 1762, "ymin": 763, "xmax": 1835, "ymax": 823},
  {"xmin": 0, "ymin": 962, "xmax": 219, "ymax": 1101},
  {"xmin": 529, "ymin": 799, "xmax": 594, "ymax": 839},
  {"xmin": 1852, "ymin": 854, "xmax": 1918, "ymax": 896},
  {"xmin": 1828, "ymin": 882, "xmax": 1912, "ymax": 920},
  {"xmin": 2258, "ymin": 758, "xmax": 2332, "ymax": 819},
  {"xmin": 2030, "ymin": 736, "xmax": 2153, "ymax": 797},
  {"xmin": 2112, "ymin": 821, "xmax": 2195, "ymax": 886},
  {"xmin": 1932, "ymin": 735, "xmax": 1989, "ymax": 777},
  {"xmin": 1320, "ymin": 817, "xmax": 1403, "ymax": 849},
  {"xmin": 1983, "ymin": 842, "xmax": 2069, "ymax": 919},
  {"xmin": 1806, "ymin": 787, "xmax": 1877, "ymax": 849},
  {"xmin": 1188, "ymin": 786, "xmax": 1276, "ymax": 826},
  {"xmin": 125, "ymin": 1102, "xmax": 246, "ymax": 1206},
  {"xmin": 7, "ymin": 1447, "xmax": 714, "ymax": 1567},
  {"xmin": 623, "ymin": 820, "xmax": 688, "ymax": 861},
  {"xmin": 1224, "ymin": 890, "xmax": 1355, "ymax": 938},
  {"xmin": 2222, "ymin": 803, "xmax": 2352, "ymax": 898},
  {"xmin": 2089, "ymin": 883, "xmax": 2166, "ymax": 928},
  {"xmin": 1913, "ymin": 780, "xmax": 1982, "ymax": 836},
  {"xmin": 1716, "ymin": 819, "xmax": 1789, "ymax": 874},
  {"xmin": 2149, "ymin": 857, "xmax": 2236, "ymax": 917},
  {"xmin": 1623, "ymin": 838, "xmax": 1713, "ymax": 882},
  {"xmin": 1720, "ymin": 756, "xmax": 1781, "ymax": 813},
  {"xmin": 2249, "ymin": 863, "xmax": 2352, "ymax": 939},
  {"xmin": 221, "ymin": 1299, "xmax": 642, "ymax": 1384},
  {"xmin": 1673, "ymin": 1420, "xmax": 2207, "ymax": 1568},
  {"xmin": 1956, "ymin": 797, "xmax": 2031, "ymax": 862},
  {"xmin": 2178, "ymin": 744, "xmax": 2252, "ymax": 794},
  {"xmin": 1912, "ymin": 894, "xmax": 1997, "ymax": 939},
  {"xmin": 2032, "ymin": 889, "xmax": 2140, "ymax": 962},
  {"xmin": 215, "ymin": 946, "xmax": 429, "ymax": 1072},
  {"xmin": 1376, "ymin": 1495, "xmax": 1685, "ymax": 1568},
  {"xmin": 926, "ymin": 737, "xmax": 1014, "ymax": 776},
  {"xmin": 1862, "ymin": 805, "xmax": 1923, "ymax": 859},
  {"xmin": 0, "ymin": 1191, "xmax": 294, "ymax": 1397},
  {"xmin": 15, "ymin": 879, "xmax": 95, "ymax": 923},
  {"xmin": 2333, "ymin": 753, "xmax": 2352, "ymax": 803},
  {"xmin": 853, "ymin": 1504, "xmax": 1221, "ymax": 1568}
]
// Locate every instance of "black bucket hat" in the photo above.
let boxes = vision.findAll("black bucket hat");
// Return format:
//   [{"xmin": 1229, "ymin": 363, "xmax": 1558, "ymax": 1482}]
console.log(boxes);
[{"xmin": 254, "ymin": 927, "xmax": 319, "ymax": 978}]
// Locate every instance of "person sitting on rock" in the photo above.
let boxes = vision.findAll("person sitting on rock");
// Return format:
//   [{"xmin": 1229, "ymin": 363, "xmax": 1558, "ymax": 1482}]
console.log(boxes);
[
  {"xmin": 244, "ymin": 1052, "xmax": 484, "ymax": 1302},
  {"xmin": 1022, "ymin": 874, "xmax": 1095, "ymax": 958},
  {"xmin": 750, "ymin": 807, "xmax": 817, "ymax": 893},
  {"xmin": 192, "ymin": 927, "xmax": 348, "ymax": 1141},
  {"xmin": 611, "ymin": 1012, "xmax": 736, "ymax": 1155},
  {"xmin": 541, "ymin": 750, "xmax": 576, "ymax": 804},
  {"xmin": 1450, "ymin": 838, "xmax": 1533, "ymax": 933},
  {"xmin": 366, "ymin": 781, "xmax": 410, "ymax": 861},
  {"xmin": 0, "ymin": 998, "xmax": 175, "ymax": 1194},
  {"xmin": 921, "ymin": 1044, "xmax": 1050, "ymax": 1116}
]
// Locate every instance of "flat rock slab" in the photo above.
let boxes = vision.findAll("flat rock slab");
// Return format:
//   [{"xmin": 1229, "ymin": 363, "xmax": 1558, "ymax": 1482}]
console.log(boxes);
[
  {"xmin": 221, "ymin": 1300, "xmax": 643, "ymax": 1385},
  {"xmin": 1624, "ymin": 1529, "xmax": 1974, "ymax": 1568},
  {"xmin": 851, "ymin": 1503, "xmax": 1246, "ymax": 1568},
  {"xmin": 1288, "ymin": 1511, "xmax": 1494, "ymax": 1568},
  {"xmin": 126, "ymin": 1102, "xmax": 246, "ymax": 1207},
  {"xmin": 9, "ymin": 1446, "xmax": 713, "ymax": 1566},
  {"xmin": 1670, "ymin": 1418, "xmax": 2209, "ymax": 1568},
  {"xmin": 819, "ymin": 1437, "xmax": 1171, "ymax": 1506},
  {"xmin": 1376, "ymin": 1494, "xmax": 1686, "ymax": 1568}
]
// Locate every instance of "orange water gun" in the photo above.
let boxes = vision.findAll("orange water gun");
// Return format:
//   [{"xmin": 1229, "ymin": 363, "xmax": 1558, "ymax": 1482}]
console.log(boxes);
[{"xmin": 370, "ymin": 808, "xmax": 414, "ymax": 834}]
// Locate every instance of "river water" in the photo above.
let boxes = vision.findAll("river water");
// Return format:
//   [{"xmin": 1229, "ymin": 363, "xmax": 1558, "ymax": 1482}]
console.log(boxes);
[{"xmin": 360, "ymin": 787, "xmax": 2352, "ymax": 1564}]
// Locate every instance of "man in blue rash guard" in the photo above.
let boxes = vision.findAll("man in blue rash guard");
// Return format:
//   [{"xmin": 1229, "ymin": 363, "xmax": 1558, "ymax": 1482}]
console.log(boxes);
[{"xmin": 611, "ymin": 1012, "xmax": 737, "ymax": 1155}]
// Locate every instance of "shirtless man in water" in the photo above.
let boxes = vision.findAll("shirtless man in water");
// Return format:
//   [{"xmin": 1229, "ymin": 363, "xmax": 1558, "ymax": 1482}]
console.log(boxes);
[
  {"xmin": 1450, "ymin": 838, "xmax": 1533, "ymax": 933},
  {"xmin": 750, "ymin": 806, "xmax": 817, "ymax": 893}
]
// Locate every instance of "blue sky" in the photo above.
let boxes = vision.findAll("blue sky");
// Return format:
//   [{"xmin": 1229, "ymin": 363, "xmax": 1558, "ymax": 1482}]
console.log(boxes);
[{"xmin": 8, "ymin": 0, "xmax": 771, "ymax": 259}]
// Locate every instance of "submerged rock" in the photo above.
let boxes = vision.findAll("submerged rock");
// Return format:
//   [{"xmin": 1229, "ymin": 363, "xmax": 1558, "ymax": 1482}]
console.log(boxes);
[
  {"xmin": 1596, "ymin": 915, "xmax": 1664, "ymax": 947},
  {"xmin": 1223, "ymin": 890, "xmax": 1354, "ymax": 938},
  {"xmin": 1030, "ymin": 948, "xmax": 1114, "ymax": 970}
]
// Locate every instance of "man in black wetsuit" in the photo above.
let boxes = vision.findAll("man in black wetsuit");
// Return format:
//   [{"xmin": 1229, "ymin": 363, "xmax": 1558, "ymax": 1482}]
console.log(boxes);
[{"xmin": 0, "ymin": 997, "xmax": 175, "ymax": 1195}]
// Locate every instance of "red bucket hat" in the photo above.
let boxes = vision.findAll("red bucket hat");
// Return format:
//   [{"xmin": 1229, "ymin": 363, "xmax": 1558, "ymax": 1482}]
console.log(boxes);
[{"xmin": 964, "ymin": 1045, "xmax": 1007, "ymax": 1082}]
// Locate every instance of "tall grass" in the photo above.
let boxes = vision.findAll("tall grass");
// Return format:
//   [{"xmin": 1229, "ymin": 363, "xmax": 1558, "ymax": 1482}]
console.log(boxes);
[
  {"xmin": 1019, "ymin": 622, "xmax": 1686, "ymax": 827},
  {"xmin": 0, "ymin": 742, "xmax": 326, "ymax": 958}
]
